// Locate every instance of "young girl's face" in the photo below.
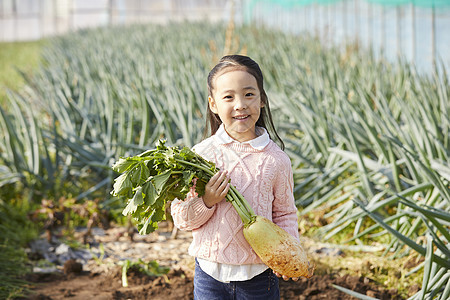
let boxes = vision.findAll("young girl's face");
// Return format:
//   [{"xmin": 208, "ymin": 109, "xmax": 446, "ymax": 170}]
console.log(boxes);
[{"xmin": 209, "ymin": 69, "xmax": 264, "ymax": 142}]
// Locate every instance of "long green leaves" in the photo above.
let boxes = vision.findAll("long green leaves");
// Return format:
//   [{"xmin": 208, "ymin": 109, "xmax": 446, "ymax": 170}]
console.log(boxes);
[
  {"xmin": 259, "ymin": 26, "xmax": 449, "ymax": 298},
  {"xmin": 0, "ymin": 23, "xmax": 214, "ymax": 200}
]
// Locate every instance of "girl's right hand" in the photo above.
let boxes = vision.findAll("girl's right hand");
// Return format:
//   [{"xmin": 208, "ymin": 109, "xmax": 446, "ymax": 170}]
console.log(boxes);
[{"xmin": 203, "ymin": 170, "xmax": 230, "ymax": 208}]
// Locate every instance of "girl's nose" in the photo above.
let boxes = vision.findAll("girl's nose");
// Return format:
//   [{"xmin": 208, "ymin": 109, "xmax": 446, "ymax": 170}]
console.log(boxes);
[{"xmin": 234, "ymin": 97, "xmax": 247, "ymax": 110}]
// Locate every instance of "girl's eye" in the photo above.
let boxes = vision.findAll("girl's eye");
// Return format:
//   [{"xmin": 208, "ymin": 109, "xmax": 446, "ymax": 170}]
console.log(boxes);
[
  {"xmin": 246, "ymin": 93, "xmax": 254, "ymax": 97},
  {"xmin": 223, "ymin": 95, "xmax": 233, "ymax": 100}
]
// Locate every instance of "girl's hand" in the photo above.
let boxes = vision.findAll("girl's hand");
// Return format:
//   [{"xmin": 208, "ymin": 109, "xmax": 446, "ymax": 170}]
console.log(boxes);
[
  {"xmin": 273, "ymin": 271, "xmax": 299, "ymax": 281},
  {"xmin": 203, "ymin": 170, "xmax": 230, "ymax": 208}
]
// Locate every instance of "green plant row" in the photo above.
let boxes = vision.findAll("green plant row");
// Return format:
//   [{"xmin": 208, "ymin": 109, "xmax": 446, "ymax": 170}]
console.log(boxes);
[
  {"xmin": 0, "ymin": 22, "xmax": 448, "ymax": 298},
  {"xmin": 266, "ymin": 29, "xmax": 449, "ymax": 298},
  {"xmin": 242, "ymin": 27, "xmax": 447, "ymax": 299}
]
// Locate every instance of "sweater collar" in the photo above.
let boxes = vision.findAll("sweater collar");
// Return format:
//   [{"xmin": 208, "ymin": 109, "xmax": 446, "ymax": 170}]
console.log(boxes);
[{"xmin": 215, "ymin": 124, "xmax": 270, "ymax": 150}]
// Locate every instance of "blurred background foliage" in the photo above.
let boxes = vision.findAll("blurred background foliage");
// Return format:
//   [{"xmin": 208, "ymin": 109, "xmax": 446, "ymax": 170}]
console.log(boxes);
[
  {"xmin": 0, "ymin": 21, "xmax": 448, "ymax": 299},
  {"xmin": 0, "ymin": 40, "xmax": 48, "ymax": 105}
]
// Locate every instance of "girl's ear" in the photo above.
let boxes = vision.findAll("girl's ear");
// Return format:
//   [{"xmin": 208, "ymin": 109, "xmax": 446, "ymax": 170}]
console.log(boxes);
[{"xmin": 208, "ymin": 96, "xmax": 218, "ymax": 114}]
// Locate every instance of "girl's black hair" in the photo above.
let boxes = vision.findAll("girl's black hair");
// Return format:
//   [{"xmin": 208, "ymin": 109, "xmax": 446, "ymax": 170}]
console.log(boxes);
[{"xmin": 204, "ymin": 55, "xmax": 285, "ymax": 150}]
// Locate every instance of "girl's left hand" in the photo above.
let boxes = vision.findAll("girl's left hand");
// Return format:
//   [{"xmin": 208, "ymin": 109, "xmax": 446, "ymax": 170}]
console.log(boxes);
[{"xmin": 273, "ymin": 271, "xmax": 299, "ymax": 281}]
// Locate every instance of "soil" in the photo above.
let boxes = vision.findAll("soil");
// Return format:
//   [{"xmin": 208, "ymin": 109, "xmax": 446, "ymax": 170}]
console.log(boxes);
[
  {"xmin": 23, "ymin": 267, "xmax": 403, "ymax": 300},
  {"xmin": 20, "ymin": 223, "xmax": 406, "ymax": 300}
]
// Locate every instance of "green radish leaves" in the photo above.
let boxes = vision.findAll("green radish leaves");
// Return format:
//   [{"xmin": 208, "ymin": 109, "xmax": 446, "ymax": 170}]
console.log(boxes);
[
  {"xmin": 112, "ymin": 173, "xmax": 133, "ymax": 198},
  {"xmin": 153, "ymin": 171, "xmax": 172, "ymax": 193},
  {"xmin": 111, "ymin": 139, "xmax": 255, "ymax": 234},
  {"xmin": 111, "ymin": 140, "xmax": 219, "ymax": 234},
  {"xmin": 122, "ymin": 186, "xmax": 144, "ymax": 216},
  {"xmin": 113, "ymin": 157, "xmax": 138, "ymax": 173}
]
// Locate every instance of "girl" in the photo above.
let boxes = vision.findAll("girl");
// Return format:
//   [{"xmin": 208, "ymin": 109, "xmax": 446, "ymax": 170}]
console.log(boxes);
[{"xmin": 171, "ymin": 55, "xmax": 299, "ymax": 299}]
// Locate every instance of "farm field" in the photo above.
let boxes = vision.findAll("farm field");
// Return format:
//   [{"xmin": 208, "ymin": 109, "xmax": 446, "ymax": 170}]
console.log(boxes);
[
  {"xmin": 24, "ymin": 223, "xmax": 406, "ymax": 300},
  {"xmin": 0, "ymin": 21, "xmax": 448, "ymax": 299}
]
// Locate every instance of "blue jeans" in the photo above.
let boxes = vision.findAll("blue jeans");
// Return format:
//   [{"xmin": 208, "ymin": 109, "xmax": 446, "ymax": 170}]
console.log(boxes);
[{"xmin": 194, "ymin": 259, "xmax": 280, "ymax": 300}]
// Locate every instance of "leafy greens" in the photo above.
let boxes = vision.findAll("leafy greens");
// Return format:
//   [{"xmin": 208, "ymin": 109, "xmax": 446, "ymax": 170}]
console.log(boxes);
[{"xmin": 111, "ymin": 140, "xmax": 255, "ymax": 235}]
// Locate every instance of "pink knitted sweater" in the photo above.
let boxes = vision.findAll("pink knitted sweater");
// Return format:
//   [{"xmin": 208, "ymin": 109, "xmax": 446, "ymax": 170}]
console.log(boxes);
[{"xmin": 170, "ymin": 132, "xmax": 299, "ymax": 265}]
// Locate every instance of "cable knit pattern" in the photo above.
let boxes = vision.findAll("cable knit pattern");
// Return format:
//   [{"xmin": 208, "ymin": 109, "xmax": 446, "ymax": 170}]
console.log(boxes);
[{"xmin": 170, "ymin": 135, "xmax": 299, "ymax": 265}]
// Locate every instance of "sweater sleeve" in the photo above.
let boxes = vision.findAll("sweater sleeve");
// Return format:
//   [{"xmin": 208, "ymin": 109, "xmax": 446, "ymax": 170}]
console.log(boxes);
[
  {"xmin": 170, "ymin": 187, "xmax": 216, "ymax": 231},
  {"xmin": 272, "ymin": 153, "xmax": 300, "ymax": 241}
]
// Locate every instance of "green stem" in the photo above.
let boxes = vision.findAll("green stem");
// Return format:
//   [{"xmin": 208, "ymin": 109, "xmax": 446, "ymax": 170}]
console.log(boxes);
[
  {"xmin": 229, "ymin": 186, "xmax": 256, "ymax": 216},
  {"xmin": 175, "ymin": 158, "xmax": 256, "ymax": 225},
  {"xmin": 176, "ymin": 159, "xmax": 214, "ymax": 176},
  {"xmin": 227, "ymin": 194, "xmax": 251, "ymax": 225},
  {"xmin": 122, "ymin": 261, "xmax": 130, "ymax": 287}
]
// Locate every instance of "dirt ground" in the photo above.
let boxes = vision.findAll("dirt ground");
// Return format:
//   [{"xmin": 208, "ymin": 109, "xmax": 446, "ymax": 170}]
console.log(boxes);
[
  {"xmin": 24, "ymin": 267, "xmax": 404, "ymax": 300},
  {"xmin": 20, "ymin": 224, "xmax": 406, "ymax": 300}
]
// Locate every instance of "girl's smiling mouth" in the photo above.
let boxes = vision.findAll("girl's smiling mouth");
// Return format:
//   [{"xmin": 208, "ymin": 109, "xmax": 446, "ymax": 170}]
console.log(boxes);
[{"xmin": 233, "ymin": 115, "xmax": 250, "ymax": 120}]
